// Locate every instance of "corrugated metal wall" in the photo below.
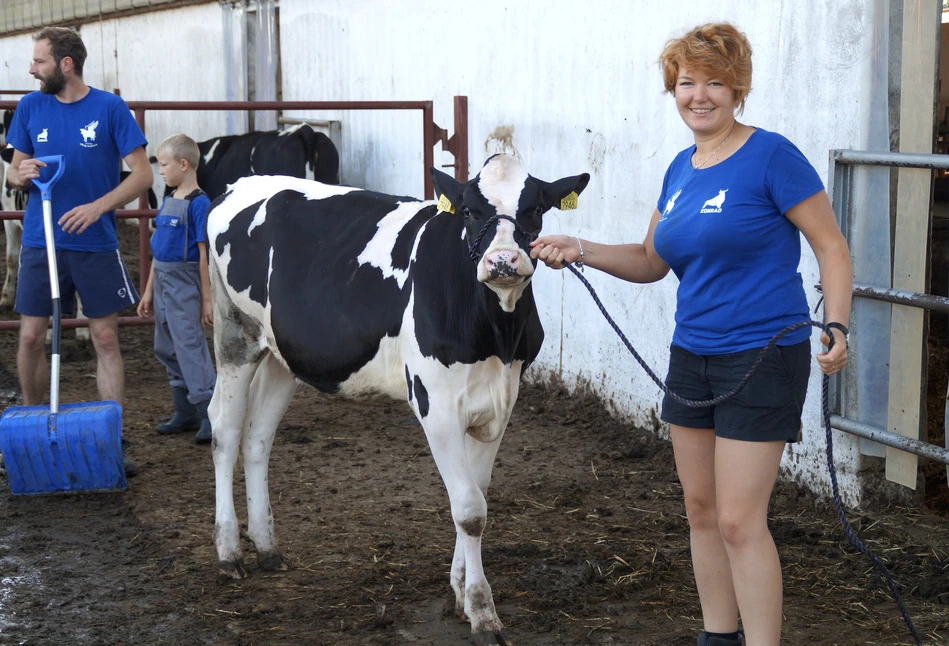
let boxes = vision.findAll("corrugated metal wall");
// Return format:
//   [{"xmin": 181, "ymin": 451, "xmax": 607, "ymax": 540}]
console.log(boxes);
[{"xmin": 0, "ymin": 0, "xmax": 215, "ymax": 35}]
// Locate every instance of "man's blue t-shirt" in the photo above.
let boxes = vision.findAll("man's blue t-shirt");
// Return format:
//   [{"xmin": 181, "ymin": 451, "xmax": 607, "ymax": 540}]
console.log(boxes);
[
  {"xmin": 7, "ymin": 87, "xmax": 148, "ymax": 252},
  {"xmin": 150, "ymin": 190, "xmax": 212, "ymax": 263},
  {"xmin": 652, "ymin": 128, "xmax": 824, "ymax": 355}
]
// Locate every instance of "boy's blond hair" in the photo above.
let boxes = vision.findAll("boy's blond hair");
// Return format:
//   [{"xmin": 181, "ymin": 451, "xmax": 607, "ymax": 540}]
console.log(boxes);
[{"xmin": 157, "ymin": 134, "xmax": 200, "ymax": 168}]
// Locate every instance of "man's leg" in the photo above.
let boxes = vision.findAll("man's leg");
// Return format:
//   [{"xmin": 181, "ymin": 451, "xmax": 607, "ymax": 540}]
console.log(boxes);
[
  {"xmin": 87, "ymin": 313, "xmax": 124, "ymax": 406},
  {"xmin": 17, "ymin": 315, "xmax": 50, "ymax": 406}
]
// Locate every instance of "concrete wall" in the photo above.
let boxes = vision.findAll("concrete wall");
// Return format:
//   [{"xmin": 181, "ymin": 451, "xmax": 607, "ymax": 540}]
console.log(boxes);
[{"xmin": 0, "ymin": 0, "xmax": 883, "ymax": 504}]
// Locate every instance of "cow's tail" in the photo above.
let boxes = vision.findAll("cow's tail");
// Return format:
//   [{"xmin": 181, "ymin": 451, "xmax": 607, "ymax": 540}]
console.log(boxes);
[{"xmin": 298, "ymin": 125, "xmax": 317, "ymax": 175}]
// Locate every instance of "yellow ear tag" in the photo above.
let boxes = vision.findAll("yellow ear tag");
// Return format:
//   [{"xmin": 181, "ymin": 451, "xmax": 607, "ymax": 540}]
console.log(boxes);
[
  {"xmin": 560, "ymin": 191, "xmax": 579, "ymax": 211},
  {"xmin": 437, "ymin": 194, "xmax": 455, "ymax": 214}
]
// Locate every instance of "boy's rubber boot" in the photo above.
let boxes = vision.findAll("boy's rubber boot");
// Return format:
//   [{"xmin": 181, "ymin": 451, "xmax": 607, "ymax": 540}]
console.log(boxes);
[
  {"xmin": 697, "ymin": 631, "xmax": 742, "ymax": 646},
  {"xmin": 194, "ymin": 399, "xmax": 212, "ymax": 445},
  {"xmin": 156, "ymin": 387, "xmax": 200, "ymax": 434}
]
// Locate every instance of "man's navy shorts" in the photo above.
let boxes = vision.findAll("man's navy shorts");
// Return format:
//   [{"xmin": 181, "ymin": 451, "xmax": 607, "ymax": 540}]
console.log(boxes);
[
  {"xmin": 659, "ymin": 340, "xmax": 811, "ymax": 443},
  {"xmin": 15, "ymin": 246, "xmax": 139, "ymax": 318}
]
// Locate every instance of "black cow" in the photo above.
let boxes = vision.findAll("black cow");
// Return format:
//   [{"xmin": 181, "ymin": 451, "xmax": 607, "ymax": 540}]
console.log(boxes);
[
  {"xmin": 155, "ymin": 123, "xmax": 340, "ymax": 200},
  {"xmin": 207, "ymin": 154, "xmax": 589, "ymax": 645}
]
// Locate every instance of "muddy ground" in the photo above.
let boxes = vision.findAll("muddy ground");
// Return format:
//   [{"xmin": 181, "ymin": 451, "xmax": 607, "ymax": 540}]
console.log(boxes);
[{"xmin": 0, "ymin": 226, "xmax": 947, "ymax": 646}]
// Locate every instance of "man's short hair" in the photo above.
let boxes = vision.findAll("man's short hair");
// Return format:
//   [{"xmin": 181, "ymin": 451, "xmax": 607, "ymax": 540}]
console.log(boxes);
[
  {"xmin": 34, "ymin": 27, "xmax": 87, "ymax": 77},
  {"xmin": 157, "ymin": 134, "xmax": 201, "ymax": 168}
]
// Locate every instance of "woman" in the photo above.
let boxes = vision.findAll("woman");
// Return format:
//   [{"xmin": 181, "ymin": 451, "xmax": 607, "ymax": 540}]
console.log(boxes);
[{"xmin": 530, "ymin": 23, "xmax": 852, "ymax": 646}]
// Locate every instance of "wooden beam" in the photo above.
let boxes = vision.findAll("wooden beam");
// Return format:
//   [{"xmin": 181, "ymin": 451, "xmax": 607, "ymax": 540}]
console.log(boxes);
[{"xmin": 886, "ymin": 0, "xmax": 940, "ymax": 488}]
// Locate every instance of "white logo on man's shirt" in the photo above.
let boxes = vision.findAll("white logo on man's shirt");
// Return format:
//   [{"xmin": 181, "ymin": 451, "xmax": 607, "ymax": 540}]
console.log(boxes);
[
  {"xmin": 79, "ymin": 120, "xmax": 99, "ymax": 147},
  {"xmin": 700, "ymin": 189, "xmax": 728, "ymax": 214},
  {"xmin": 37, "ymin": 128, "xmax": 48, "ymax": 143}
]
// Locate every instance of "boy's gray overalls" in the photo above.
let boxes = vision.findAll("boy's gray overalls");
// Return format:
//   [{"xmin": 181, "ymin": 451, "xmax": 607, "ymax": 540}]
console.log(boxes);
[{"xmin": 152, "ymin": 192, "xmax": 215, "ymax": 442}]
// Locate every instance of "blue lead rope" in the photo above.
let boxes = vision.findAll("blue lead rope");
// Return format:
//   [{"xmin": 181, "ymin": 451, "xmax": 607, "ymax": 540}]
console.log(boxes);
[{"xmin": 562, "ymin": 262, "xmax": 923, "ymax": 646}]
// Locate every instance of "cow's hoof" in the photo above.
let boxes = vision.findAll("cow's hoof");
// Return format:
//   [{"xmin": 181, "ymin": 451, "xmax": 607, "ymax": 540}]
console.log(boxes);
[
  {"xmin": 473, "ymin": 630, "xmax": 512, "ymax": 646},
  {"xmin": 257, "ymin": 552, "xmax": 290, "ymax": 572},
  {"xmin": 217, "ymin": 559, "xmax": 247, "ymax": 581}
]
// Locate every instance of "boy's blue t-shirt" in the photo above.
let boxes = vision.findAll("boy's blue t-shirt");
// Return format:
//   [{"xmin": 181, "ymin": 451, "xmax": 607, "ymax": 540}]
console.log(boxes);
[
  {"xmin": 150, "ymin": 190, "xmax": 212, "ymax": 263},
  {"xmin": 652, "ymin": 128, "xmax": 824, "ymax": 355},
  {"xmin": 7, "ymin": 87, "xmax": 148, "ymax": 252}
]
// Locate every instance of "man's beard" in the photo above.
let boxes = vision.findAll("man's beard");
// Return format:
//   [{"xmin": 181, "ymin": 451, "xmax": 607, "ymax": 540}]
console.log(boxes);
[{"xmin": 38, "ymin": 67, "xmax": 66, "ymax": 95}]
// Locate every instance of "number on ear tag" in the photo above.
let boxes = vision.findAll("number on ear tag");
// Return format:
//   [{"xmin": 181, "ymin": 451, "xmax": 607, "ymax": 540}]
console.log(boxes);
[
  {"xmin": 437, "ymin": 194, "xmax": 455, "ymax": 214},
  {"xmin": 560, "ymin": 191, "xmax": 579, "ymax": 211}
]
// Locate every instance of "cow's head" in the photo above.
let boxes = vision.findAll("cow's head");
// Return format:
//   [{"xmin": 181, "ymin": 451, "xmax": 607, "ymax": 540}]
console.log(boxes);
[{"xmin": 431, "ymin": 154, "xmax": 589, "ymax": 312}]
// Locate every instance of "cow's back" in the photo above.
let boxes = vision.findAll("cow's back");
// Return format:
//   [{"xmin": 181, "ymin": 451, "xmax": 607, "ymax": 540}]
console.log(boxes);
[{"xmin": 208, "ymin": 176, "xmax": 437, "ymax": 395}]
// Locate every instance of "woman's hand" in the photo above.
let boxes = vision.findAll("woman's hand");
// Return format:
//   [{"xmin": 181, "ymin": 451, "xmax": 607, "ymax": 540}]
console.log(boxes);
[
  {"xmin": 530, "ymin": 235, "xmax": 581, "ymax": 270},
  {"xmin": 816, "ymin": 326, "xmax": 848, "ymax": 376}
]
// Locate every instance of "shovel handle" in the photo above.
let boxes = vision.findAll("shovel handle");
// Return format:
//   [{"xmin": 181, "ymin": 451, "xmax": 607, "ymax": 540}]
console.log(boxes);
[
  {"xmin": 34, "ymin": 155, "xmax": 65, "ymax": 415},
  {"xmin": 32, "ymin": 155, "xmax": 66, "ymax": 201}
]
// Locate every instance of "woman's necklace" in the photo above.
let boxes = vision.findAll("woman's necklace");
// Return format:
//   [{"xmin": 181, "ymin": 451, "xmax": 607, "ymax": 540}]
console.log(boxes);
[{"xmin": 692, "ymin": 121, "xmax": 738, "ymax": 170}]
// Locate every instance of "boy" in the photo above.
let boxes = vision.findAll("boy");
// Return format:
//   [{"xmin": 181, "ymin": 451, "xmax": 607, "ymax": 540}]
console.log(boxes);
[{"xmin": 137, "ymin": 134, "xmax": 214, "ymax": 444}]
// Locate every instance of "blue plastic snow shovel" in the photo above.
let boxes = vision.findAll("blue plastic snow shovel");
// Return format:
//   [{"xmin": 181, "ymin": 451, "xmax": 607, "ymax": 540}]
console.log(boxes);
[{"xmin": 0, "ymin": 155, "xmax": 127, "ymax": 494}]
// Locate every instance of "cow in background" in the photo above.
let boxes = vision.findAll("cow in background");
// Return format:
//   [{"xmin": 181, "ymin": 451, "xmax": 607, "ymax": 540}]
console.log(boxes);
[
  {"xmin": 0, "ymin": 109, "xmax": 13, "ymax": 147},
  {"xmin": 152, "ymin": 123, "xmax": 340, "ymax": 201},
  {"xmin": 207, "ymin": 154, "xmax": 589, "ymax": 645},
  {"xmin": 0, "ymin": 146, "xmax": 24, "ymax": 309}
]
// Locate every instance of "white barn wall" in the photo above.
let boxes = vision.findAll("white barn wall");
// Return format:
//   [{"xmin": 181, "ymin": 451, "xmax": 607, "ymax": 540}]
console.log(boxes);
[
  {"xmin": 0, "ymin": 0, "xmax": 875, "ymax": 503},
  {"xmin": 279, "ymin": 0, "xmax": 872, "ymax": 504}
]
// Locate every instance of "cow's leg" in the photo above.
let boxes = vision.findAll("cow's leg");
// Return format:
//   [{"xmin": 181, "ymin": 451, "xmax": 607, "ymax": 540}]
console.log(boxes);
[
  {"xmin": 1, "ymin": 220, "xmax": 21, "ymax": 309},
  {"xmin": 242, "ymin": 352, "xmax": 296, "ymax": 571},
  {"xmin": 423, "ymin": 415, "xmax": 509, "ymax": 646},
  {"xmin": 212, "ymin": 357, "xmax": 261, "ymax": 580},
  {"xmin": 450, "ymin": 433, "xmax": 505, "ymax": 622}
]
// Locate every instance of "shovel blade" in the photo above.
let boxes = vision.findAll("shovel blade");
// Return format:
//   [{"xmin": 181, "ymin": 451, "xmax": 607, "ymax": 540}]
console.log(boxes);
[{"xmin": 0, "ymin": 401, "xmax": 126, "ymax": 495}]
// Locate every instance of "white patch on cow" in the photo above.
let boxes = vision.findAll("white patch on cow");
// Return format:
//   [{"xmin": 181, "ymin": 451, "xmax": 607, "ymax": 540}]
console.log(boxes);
[
  {"xmin": 356, "ymin": 200, "xmax": 428, "ymax": 289},
  {"xmin": 336, "ymin": 334, "xmax": 406, "ymax": 399},
  {"xmin": 277, "ymin": 123, "xmax": 306, "ymax": 137},
  {"xmin": 203, "ymin": 139, "xmax": 221, "ymax": 165},
  {"xmin": 479, "ymin": 155, "xmax": 527, "ymax": 217}
]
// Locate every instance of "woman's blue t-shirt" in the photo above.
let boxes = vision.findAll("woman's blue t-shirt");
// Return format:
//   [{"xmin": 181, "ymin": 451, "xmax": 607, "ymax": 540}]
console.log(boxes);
[
  {"xmin": 7, "ymin": 87, "xmax": 148, "ymax": 252},
  {"xmin": 652, "ymin": 128, "xmax": 824, "ymax": 355}
]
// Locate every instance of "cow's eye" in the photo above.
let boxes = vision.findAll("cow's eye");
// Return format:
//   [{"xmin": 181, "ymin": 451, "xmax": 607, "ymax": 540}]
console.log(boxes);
[
  {"xmin": 463, "ymin": 206, "xmax": 471, "ymax": 217},
  {"xmin": 534, "ymin": 204, "xmax": 545, "ymax": 216}
]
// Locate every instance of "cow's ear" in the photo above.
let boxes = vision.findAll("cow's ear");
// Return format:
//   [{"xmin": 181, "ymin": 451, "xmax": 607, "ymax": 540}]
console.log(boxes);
[
  {"xmin": 0, "ymin": 147, "xmax": 14, "ymax": 164},
  {"xmin": 429, "ymin": 167, "xmax": 464, "ymax": 214},
  {"xmin": 537, "ymin": 173, "xmax": 591, "ymax": 212}
]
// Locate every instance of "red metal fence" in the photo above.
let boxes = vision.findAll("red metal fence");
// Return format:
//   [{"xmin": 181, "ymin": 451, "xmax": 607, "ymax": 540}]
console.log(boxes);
[{"xmin": 0, "ymin": 96, "xmax": 469, "ymax": 331}]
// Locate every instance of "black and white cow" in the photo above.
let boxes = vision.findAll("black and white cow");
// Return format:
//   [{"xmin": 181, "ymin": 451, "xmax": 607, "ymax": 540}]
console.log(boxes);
[
  {"xmin": 207, "ymin": 154, "xmax": 588, "ymax": 645},
  {"xmin": 1, "ymin": 144, "xmax": 26, "ymax": 309},
  {"xmin": 156, "ymin": 122, "xmax": 340, "ymax": 200},
  {"xmin": 0, "ymin": 109, "xmax": 13, "ymax": 147}
]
